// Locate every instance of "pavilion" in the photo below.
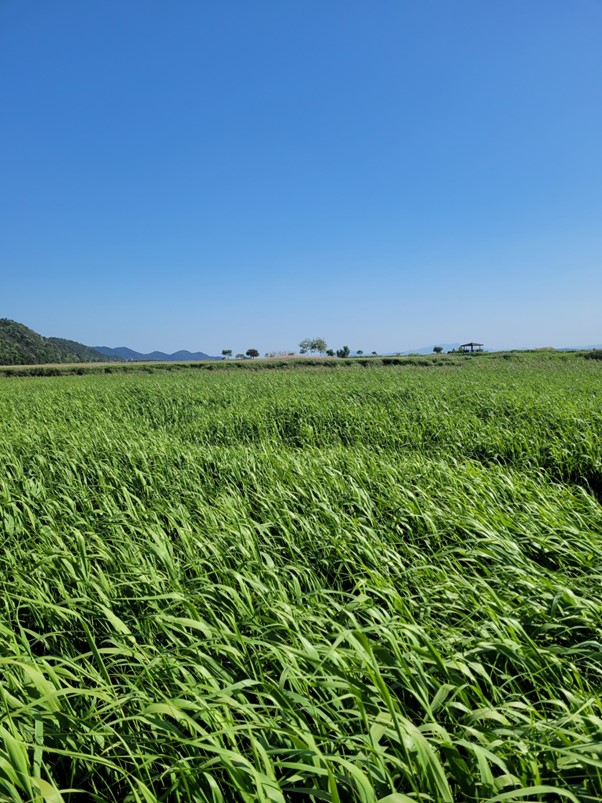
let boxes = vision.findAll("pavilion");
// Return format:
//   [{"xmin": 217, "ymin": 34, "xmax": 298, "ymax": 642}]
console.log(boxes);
[{"xmin": 460, "ymin": 342, "xmax": 483, "ymax": 353}]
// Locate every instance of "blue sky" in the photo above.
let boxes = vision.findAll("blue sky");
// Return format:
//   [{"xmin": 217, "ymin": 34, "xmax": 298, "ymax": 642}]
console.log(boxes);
[{"xmin": 1, "ymin": 0, "xmax": 601, "ymax": 354}]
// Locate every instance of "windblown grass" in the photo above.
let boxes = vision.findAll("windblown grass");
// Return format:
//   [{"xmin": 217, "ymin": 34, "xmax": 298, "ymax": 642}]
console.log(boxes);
[{"xmin": 1, "ymin": 354, "xmax": 601, "ymax": 801}]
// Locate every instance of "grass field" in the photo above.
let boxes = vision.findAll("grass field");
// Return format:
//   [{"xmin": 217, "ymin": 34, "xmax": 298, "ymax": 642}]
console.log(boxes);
[{"xmin": 1, "ymin": 353, "xmax": 601, "ymax": 802}]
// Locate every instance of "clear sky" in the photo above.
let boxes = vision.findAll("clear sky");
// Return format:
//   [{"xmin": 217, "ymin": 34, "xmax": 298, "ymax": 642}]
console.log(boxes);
[{"xmin": 1, "ymin": 0, "xmax": 601, "ymax": 354}]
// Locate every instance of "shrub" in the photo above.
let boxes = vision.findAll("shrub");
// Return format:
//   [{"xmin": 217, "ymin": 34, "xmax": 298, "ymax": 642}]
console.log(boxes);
[{"xmin": 585, "ymin": 349, "xmax": 602, "ymax": 360}]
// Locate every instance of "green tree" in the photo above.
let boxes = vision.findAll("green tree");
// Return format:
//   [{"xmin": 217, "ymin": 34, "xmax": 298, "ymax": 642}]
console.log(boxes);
[
  {"xmin": 356, "ymin": 350, "xmax": 364, "ymax": 356},
  {"xmin": 235, "ymin": 353, "xmax": 245, "ymax": 360},
  {"xmin": 246, "ymin": 348, "xmax": 259, "ymax": 359},
  {"xmin": 221, "ymin": 349, "xmax": 232, "ymax": 359},
  {"xmin": 433, "ymin": 346, "xmax": 443, "ymax": 354},
  {"xmin": 325, "ymin": 349, "xmax": 335, "ymax": 357},
  {"xmin": 336, "ymin": 345, "xmax": 350, "ymax": 358},
  {"xmin": 299, "ymin": 337, "xmax": 328, "ymax": 355}
]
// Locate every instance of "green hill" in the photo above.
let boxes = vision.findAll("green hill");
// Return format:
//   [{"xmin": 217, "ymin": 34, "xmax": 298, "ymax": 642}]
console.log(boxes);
[{"xmin": 0, "ymin": 320, "xmax": 117, "ymax": 365}]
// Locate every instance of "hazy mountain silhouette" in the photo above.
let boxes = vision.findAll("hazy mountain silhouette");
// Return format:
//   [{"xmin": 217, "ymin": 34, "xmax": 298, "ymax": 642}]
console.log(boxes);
[{"xmin": 94, "ymin": 346, "xmax": 220, "ymax": 362}]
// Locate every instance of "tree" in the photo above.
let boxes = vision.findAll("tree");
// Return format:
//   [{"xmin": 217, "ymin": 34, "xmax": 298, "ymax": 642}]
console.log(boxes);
[
  {"xmin": 336, "ymin": 345, "xmax": 350, "ymax": 358},
  {"xmin": 356, "ymin": 350, "xmax": 364, "ymax": 356},
  {"xmin": 299, "ymin": 337, "xmax": 328, "ymax": 355},
  {"xmin": 221, "ymin": 349, "xmax": 232, "ymax": 359},
  {"xmin": 246, "ymin": 348, "xmax": 259, "ymax": 359},
  {"xmin": 325, "ymin": 349, "xmax": 335, "ymax": 357},
  {"xmin": 371, "ymin": 351, "xmax": 377, "ymax": 356},
  {"xmin": 433, "ymin": 346, "xmax": 443, "ymax": 354},
  {"xmin": 235, "ymin": 353, "xmax": 245, "ymax": 360}
]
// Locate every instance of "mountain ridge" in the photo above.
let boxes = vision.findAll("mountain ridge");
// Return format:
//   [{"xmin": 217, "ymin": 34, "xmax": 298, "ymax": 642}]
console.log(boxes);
[
  {"xmin": 94, "ymin": 346, "xmax": 220, "ymax": 362},
  {"xmin": 0, "ymin": 320, "xmax": 117, "ymax": 365}
]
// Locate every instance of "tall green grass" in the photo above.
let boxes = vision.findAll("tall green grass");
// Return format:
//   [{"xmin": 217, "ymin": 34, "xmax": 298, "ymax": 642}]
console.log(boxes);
[{"xmin": 1, "ymin": 354, "xmax": 601, "ymax": 801}]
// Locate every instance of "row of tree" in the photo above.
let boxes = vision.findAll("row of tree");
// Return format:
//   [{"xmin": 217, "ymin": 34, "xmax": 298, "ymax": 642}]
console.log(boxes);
[
  {"xmin": 222, "ymin": 343, "xmax": 464, "ymax": 360},
  {"xmin": 299, "ymin": 339, "xmax": 376, "ymax": 358},
  {"xmin": 222, "ymin": 349, "xmax": 259, "ymax": 359},
  {"xmin": 220, "ymin": 340, "xmax": 380, "ymax": 360}
]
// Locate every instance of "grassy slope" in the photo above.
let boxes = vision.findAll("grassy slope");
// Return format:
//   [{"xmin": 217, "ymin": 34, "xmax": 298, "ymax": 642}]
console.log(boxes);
[
  {"xmin": 0, "ymin": 353, "xmax": 601, "ymax": 801},
  {"xmin": 0, "ymin": 319, "xmax": 113, "ymax": 365}
]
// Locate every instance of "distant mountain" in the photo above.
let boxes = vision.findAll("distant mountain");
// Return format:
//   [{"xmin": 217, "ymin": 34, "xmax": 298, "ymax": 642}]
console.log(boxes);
[
  {"xmin": 48, "ymin": 337, "xmax": 124, "ymax": 363},
  {"xmin": 0, "ymin": 319, "xmax": 116, "ymax": 365},
  {"xmin": 94, "ymin": 346, "xmax": 220, "ymax": 362},
  {"xmin": 400, "ymin": 343, "xmax": 463, "ymax": 355},
  {"xmin": 401, "ymin": 343, "xmax": 602, "ymax": 354}
]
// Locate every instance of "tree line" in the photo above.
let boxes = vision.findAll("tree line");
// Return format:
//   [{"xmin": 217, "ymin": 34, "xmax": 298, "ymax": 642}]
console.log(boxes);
[
  {"xmin": 221, "ymin": 339, "xmax": 380, "ymax": 360},
  {"xmin": 221, "ymin": 349, "xmax": 259, "ymax": 360}
]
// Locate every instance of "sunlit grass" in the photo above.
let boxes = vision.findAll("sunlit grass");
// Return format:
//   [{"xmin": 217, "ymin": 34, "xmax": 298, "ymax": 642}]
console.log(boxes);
[{"xmin": 1, "ymin": 355, "xmax": 601, "ymax": 801}]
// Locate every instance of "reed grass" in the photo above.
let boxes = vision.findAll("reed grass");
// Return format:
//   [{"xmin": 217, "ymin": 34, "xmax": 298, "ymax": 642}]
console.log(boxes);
[{"xmin": 0, "ymin": 354, "xmax": 601, "ymax": 801}]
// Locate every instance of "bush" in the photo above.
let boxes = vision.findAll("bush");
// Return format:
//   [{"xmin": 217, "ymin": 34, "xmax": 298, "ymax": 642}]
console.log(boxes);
[{"xmin": 585, "ymin": 350, "xmax": 602, "ymax": 361}]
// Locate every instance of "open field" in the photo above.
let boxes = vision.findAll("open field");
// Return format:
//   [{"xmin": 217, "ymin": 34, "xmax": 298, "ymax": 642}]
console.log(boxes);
[
  {"xmin": 3, "ymin": 349, "xmax": 599, "ymax": 378},
  {"xmin": 0, "ymin": 353, "xmax": 446, "ymax": 378},
  {"xmin": 1, "ymin": 353, "xmax": 601, "ymax": 801}
]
